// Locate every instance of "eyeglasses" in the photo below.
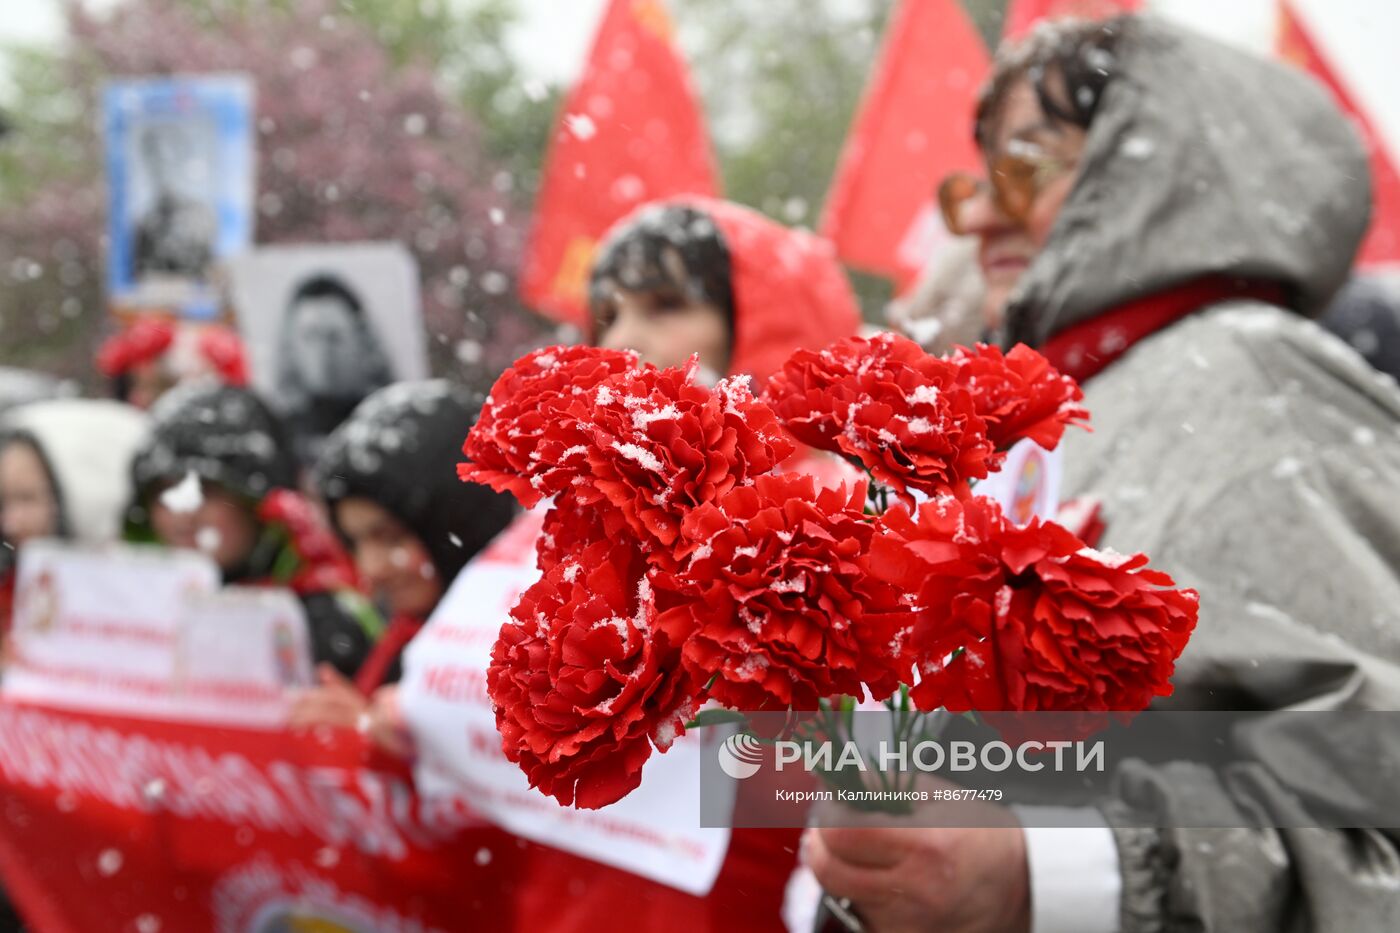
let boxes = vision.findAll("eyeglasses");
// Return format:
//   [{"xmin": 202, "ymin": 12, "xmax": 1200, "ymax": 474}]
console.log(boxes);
[{"xmin": 938, "ymin": 141, "xmax": 1075, "ymax": 235}]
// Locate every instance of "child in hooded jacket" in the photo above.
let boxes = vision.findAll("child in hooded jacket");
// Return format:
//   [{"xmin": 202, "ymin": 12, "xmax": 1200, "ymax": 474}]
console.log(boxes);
[{"xmin": 129, "ymin": 383, "xmax": 381, "ymax": 679}]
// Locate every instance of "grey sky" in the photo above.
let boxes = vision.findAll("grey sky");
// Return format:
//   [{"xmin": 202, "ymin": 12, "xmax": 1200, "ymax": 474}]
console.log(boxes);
[
  {"xmin": 0, "ymin": 0, "xmax": 1286, "ymax": 92},
  {"xmin": 2, "ymin": 0, "xmax": 1394, "ymax": 166},
  {"xmin": 0, "ymin": 0, "xmax": 608, "ymax": 95}
]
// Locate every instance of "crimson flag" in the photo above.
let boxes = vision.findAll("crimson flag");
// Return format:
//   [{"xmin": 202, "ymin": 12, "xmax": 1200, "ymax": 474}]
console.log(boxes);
[
  {"xmin": 1002, "ymin": 0, "xmax": 1142, "ymax": 42},
  {"xmin": 819, "ymin": 0, "xmax": 990, "ymax": 291},
  {"xmin": 519, "ymin": 0, "xmax": 719, "ymax": 328},
  {"xmin": 1278, "ymin": 1, "xmax": 1400, "ymax": 265}
]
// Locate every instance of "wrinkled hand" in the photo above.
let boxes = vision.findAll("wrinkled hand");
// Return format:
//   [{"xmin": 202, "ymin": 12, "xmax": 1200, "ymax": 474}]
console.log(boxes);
[
  {"xmin": 804, "ymin": 791, "xmax": 1031, "ymax": 933},
  {"xmin": 287, "ymin": 663, "xmax": 368, "ymax": 731}
]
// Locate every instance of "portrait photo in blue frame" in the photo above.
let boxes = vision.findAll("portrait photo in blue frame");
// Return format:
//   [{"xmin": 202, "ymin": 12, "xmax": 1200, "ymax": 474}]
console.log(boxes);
[{"xmin": 103, "ymin": 75, "xmax": 255, "ymax": 320}]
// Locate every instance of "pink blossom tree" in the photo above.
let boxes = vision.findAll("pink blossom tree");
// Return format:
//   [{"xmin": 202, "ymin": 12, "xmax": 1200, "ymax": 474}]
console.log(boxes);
[{"xmin": 0, "ymin": 0, "xmax": 553, "ymax": 392}]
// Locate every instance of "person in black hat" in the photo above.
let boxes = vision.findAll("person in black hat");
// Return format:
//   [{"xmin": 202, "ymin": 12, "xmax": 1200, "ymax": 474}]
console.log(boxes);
[
  {"xmin": 319, "ymin": 380, "xmax": 514, "ymax": 687},
  {"xmin": 286, "ymin": 381, "xmax": 515, "ymax": 733},
  {"xmin": 130, "ymin": 384, "xmax": 382, "ymax": 678}
]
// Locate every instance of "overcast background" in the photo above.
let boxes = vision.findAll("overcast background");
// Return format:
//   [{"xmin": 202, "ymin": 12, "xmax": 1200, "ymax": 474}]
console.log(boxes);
[
  {"xmin": 1, "ymin": 0, "xmax": 613, "ymax": 91},
  {"xmin": 0, "ymin": 0, "xmax": 1281, "ymax": 93}
]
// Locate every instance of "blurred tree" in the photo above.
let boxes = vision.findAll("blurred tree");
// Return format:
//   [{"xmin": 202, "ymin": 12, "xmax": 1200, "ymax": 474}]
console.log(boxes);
[
  {"xmin": 0, "ymin": 0, "xmax": 553, "ymax": 393},
  {"xmin": 676, "ymin": 0, "xmax": 1006, "ymax": 319},
  {"xmin": 302, "ymin": 0, "xmax": 561, "ymax": 206},
  {"xmin": 964, "ymin": 0, "xmax": 1014, "ymax": 47},
  {"xmin": 0, "ymin": 38, "xmax": 108, "ymax": 379},
  {"xmin": 680, "ymin": 0, "xmax": 892, "ymax": 318},
  {"xmin": 148, "ymin": 0, "xmax": 561, "ymax": 202},
  {"xmin": 0, "ymin": 0, "xmax": 1014, "ymax": 383}
]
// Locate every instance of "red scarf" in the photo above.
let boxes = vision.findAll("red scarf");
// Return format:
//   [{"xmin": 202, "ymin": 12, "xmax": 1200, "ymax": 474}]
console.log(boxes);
[
  {"xmin": 354, "ymin": 614, "xmax": 426, "ymax": 695},
  {"xmin": 1041, "ymin": 277, "xmax": 1288, "ymax": 383},
  {"xmin": 0, "ymin": 570, "xmax": 14, "ymax": 640}
]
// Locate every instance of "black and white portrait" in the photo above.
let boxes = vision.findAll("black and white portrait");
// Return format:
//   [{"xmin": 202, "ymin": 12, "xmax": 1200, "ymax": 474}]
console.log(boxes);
[
  {"xmin": 276, "ymin": 275, "xmax": 394, "ymax": 464},
  {"xmin": 103, "ymin": 76, "xmax": 254, "ymax": 319},
  {"xmin": 227, "ymin": 243, "xmax": 429, "ymax": 467},
  {"xmin": 129, "ymin": 120, "xmax": 218, "ymax": 281}
]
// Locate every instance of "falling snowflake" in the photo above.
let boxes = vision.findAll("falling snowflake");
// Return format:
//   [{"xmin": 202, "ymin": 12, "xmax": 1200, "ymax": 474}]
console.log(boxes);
[
  {"xmin": 97, "ymin": 848, "xmax": 124, "ymax": 877},
  {"xmin": 160, "ymin": 471, "xmax": 203, "ymax": 513},
  {"xmin": 195, "ymin": 526, "xmax": 222, "ymax": 554},
  {"xmin": 565, "ymin": 113, "xmax": 597, "ymax": 140}
]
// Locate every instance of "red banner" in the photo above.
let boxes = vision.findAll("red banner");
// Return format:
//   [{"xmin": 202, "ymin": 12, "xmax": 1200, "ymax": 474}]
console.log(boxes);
[
  {"xmin": 0, "ymin": 699, "xmax": 805, "ymax": 932},
  {"xmin": 818, "ymin": 0, "xmax": 989, "ymax": 292},
  {"xmin": 0, "ymin": 701, "xmax": 524, "ymax": 932},
  {"xmin": 1002, "ymin": 0, "xmax": 1142, "ymax": 42},
  {"xmin": 1277, "ymin": 1, "xmax": 1400, "ymax": 266},
  {"xmin": 519, "ymin": 0, "xmax": 720, "ymax": 328}
]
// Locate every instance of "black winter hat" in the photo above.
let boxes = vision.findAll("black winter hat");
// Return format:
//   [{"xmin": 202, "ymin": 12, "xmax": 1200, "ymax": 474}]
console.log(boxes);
[
  {"xmin": 587, "ymin": 203, "xmax": 735, "ymax": 338},
  {"xmin": 313, "ymin": 380, "xmax": 516, "ymax": 583},
  {"xmin": 132, "ymin": 384, "xmax": 298, "ymax": 506}
]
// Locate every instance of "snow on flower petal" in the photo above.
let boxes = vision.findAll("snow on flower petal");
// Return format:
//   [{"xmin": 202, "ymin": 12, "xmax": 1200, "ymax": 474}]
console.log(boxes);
[
  {"xmin": 948, "ymin": 343, "xmax": 1090, "ymax": 460},
  {"xmin": 459, "ymin": 345, "xmax": 639, "ymax": 507},
  {"xmin": 653, "ymin": 473, "xmax": 910, "ymax": 711},
  {"xmin": 871, "ymin": 496, "xmax": 1197, "ymax": 739},
  {"xmin": 487, "ymin": 537, "xmax": 699, "ymax": 809},
  {"xmin": 574, "ymin": 356, "xmax": 795, "ymax": 555},
  {"xmin": 762, "ymin": 332, "xmax": 995, "ymax": 505}
]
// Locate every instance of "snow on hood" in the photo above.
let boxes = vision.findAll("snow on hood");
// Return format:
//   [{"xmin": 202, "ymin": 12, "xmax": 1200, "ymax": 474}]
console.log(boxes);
[
  {"xmin": 598, "ymin": 197, "xmax": 862, "ymax": 383},
  {"xmin": 1005, "ymin": 16, "xmax": 1372, "ymax": 348}
]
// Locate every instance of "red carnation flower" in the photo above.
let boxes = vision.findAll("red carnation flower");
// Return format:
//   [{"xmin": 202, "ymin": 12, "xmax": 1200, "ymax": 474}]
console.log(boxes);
[
  {"xmin": 460, "ymin": 346, "xmax": 639, "ymax": 507},
  {"xmin": 97, "ymin": 317, "xmax": 176, "ymax": 377},
  {"xmin": 98, "ymin": 319, "xmax": 250, "ymax": 389},
  {"xmin": 763, "ymin": 332, "xmax": 995, "ymax": 505},
  {"xmin": 535, "ymin": 490, "xmax": 622, "ymax": 571},
  {"xmin": 256, "ymin": 489, "xmax": 358, "ymax": 594},
  {"xmin": 654, "ymin": 473, "xmax": 911, "ymax": 711},
  {"xmin": 950, "ymin": 343, "xmax": 1089, "ymax": 459},
  {"xmin": 572, "ymin": 358, "xmax": 795, "ymax": 556},
  {"xmin": 196, "ymin": 326, "xmax": 249, "ymax": 387},
  {"xmin": 870, "ymin": 496, "xmax": 1197, "ymax": 726},
  {"xmin": 487, "ymin": 538, "xmax": 699, "ymax": 809}
]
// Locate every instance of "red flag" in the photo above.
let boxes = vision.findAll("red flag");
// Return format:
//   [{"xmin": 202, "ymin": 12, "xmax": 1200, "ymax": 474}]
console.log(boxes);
[
  {"xmin": 1277, "ymin": 1, "xmax": 1400, "ymax": 266},
  {"xmin": 819, "ymin": 0, "xmax": 990, "ymax": 291},
  {"xmin": 1003, "ymin": 0, "xmax": 1142, "ymax": 42},
  {"xmin": 520, "ymin": 0, "xmax": 719, "ymax": 327}
]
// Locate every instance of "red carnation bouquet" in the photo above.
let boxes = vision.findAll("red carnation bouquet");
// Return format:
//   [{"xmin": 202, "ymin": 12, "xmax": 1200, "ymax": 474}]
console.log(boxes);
[{"xmin": 459, "ymin": 335, "xmax": 1197, "ymax": 809}]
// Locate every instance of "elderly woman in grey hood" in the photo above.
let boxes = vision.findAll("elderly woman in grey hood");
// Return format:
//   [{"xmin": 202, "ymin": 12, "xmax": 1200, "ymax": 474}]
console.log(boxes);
[{"xmin": 808, "ymin": 15, "xmax": 1400, "ymax": 933}]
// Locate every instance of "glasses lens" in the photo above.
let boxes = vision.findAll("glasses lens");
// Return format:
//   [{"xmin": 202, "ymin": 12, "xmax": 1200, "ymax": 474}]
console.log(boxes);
[
  {"xmin": 992, "ymin": 154, "xmax": 1041, "ymax": 222},
  {"xmin": 938, "ymin": 174, "xmax": 982, "ymax": 235}
]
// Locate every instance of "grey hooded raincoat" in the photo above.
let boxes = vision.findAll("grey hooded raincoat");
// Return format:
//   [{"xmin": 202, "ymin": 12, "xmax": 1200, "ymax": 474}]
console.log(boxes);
[{"xmin": 1009, "ymin": 17, "xmax": 1400, "ymax": 932}]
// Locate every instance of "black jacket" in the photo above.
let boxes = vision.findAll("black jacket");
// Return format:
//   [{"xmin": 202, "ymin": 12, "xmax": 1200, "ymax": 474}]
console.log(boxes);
[{"xmin": 314, "ymin": 381, "xmax": 516, "ymax": 684}]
